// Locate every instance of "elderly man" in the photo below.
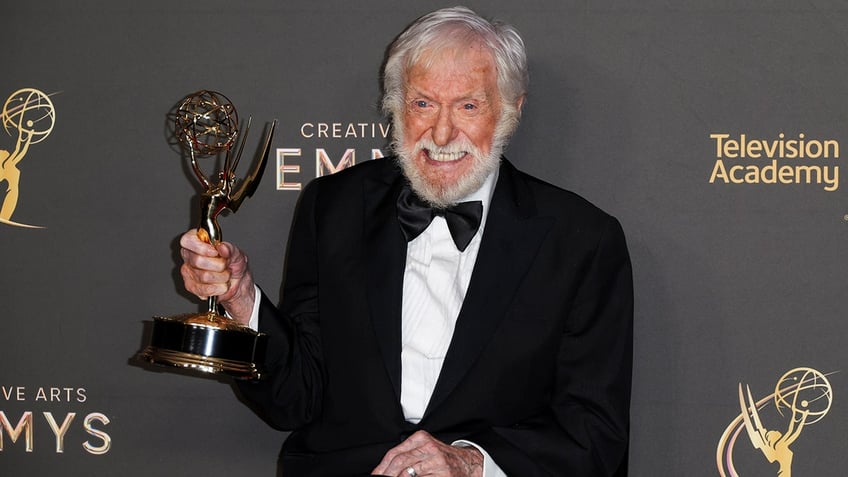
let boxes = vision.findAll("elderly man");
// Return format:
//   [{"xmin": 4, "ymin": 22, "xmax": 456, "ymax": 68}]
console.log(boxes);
[{"xmin": 180, "ymin": 6, "xmax": 633, "ymax": 477}]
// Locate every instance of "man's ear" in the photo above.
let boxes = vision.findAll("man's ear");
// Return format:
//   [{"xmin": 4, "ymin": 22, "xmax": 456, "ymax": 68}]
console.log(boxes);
[{"xmin": 515, "ymin": 95, "xmax": 526, "ymax": 112}]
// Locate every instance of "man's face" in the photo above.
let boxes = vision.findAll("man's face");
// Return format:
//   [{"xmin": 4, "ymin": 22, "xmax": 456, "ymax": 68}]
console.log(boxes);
[{"xmin": 395, "ymin": 44, "xmax": 503, "ymax": 207}]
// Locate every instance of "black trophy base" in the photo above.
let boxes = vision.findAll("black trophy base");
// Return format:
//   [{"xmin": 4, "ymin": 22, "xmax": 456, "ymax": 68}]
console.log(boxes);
[{"xmin": 141, "ymin": 312, "xmax": 267, "ymax": 380}]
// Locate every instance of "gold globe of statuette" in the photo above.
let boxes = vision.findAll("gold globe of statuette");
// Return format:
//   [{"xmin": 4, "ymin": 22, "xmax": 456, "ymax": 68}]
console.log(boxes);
[
  {"xmin": 141, "ymin": 90, "xmax": 276, "ymax": 380},
  {"xmin": 2, "ymin": 88, "xmax": 56, "ymax": 144},
  {"xmin": 174, "ymin": 90, "xmax": 238, "ymax": 157},
  {"xmin": 774, "ymin": 367, "xmax": 832, "ymax": 424}
]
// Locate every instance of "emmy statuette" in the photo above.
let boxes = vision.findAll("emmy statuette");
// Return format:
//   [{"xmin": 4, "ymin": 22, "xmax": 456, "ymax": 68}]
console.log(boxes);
[{"xmin": 141, "ymin": 90, "xmax": 276, "ymax": 380}]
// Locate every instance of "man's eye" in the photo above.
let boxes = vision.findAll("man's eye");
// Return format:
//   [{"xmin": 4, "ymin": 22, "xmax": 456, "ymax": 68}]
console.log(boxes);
[
  {"xmin": 463, "ymin": 103, "xmax": 476, "ymax": 110},
  {"xmin": 414, "ymin": 100, "xmax": 428, "ymax": 108}
]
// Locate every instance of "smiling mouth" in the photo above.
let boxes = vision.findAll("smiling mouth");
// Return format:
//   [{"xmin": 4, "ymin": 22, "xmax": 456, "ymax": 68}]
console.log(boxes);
[{"xmin": 424, "ymin": 149, "xmax": 468, "ymax": 162}]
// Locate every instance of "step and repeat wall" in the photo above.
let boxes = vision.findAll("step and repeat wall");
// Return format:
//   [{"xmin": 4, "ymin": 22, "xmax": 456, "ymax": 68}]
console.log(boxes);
[{"xmin": 2, "ymin": 1, "xmax": 846, "ymax": 475}]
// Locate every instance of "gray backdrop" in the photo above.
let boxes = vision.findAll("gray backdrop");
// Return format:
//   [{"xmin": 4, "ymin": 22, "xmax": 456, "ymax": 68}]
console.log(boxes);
[{"xmin": 2, "ymin": 1, "xmax": 846, "ymax": 476}]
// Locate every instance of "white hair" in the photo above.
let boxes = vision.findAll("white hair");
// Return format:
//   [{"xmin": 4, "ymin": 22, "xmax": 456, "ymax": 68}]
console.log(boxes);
[{"xmin": 381, "ymin": 6, "xmax": 528, "ymax": 144}]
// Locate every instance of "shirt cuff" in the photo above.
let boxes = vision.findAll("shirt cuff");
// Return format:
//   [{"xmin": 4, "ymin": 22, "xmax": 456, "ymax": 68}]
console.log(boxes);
[
  {"xmin": 452, "ymin": 439, "xmax": 508, "ymax": 477},
  {"xmin": 226, "ymin": 284, "xmax": 261, "ymax": 331}
]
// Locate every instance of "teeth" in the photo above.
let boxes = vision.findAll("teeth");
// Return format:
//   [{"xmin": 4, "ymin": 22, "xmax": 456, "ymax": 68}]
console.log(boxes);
[{"xmin": 427, "ymin": 150, "xmax": 466, "ymax": 162}]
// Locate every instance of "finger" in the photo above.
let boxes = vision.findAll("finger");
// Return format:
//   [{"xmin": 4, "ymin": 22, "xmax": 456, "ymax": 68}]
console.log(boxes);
[
  {"xmin": 373, "ymin": 432, "xmax": 434, "ymax": 476},
  {"xmin": 180, "ymin": 263, "xmax": 230, "ymax": 299},
  {"xmin": 396, "ymin": 430, "xmax": 435, "ymax": 450},
  {"xmin": 179, "ymin": 229, "xmax": 219, "ymax": 256},
  {"xmin": 215, "ymin": 241, "xmax": 234, "ymax": 259},
  {"xmin": 400, "ymin": 463, "xmax": 423, "ymax": 477},
  {"xmin": 374, "ymin": 456, "xmax": 424, "ymax": 477},
  {"xmin": 216, "ymin": 242, "xmax": 249, "ymax": 278},
  {"xmin": 372, "ymin": 447, "xmax": 411, "ymax": 475},
  {"xmin": 181, "ymin": 261, "xmax": 231, "ymax": 285},
  {"xmin": 372, "ymin": 437, "xmax": 418, "ymax": 473},
  {"xmin": 181, "ymin": 247, "xmax": 228, "ymax": 271}
]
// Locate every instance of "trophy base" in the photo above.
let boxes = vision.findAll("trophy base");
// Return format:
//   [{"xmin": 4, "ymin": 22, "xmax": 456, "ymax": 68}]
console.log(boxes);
[{"xmin": 141, "ymin": 312, "xmax": 267, "ymax": 380}]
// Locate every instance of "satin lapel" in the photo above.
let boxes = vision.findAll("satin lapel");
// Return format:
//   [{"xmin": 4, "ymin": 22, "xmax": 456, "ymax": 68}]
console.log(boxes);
[
  {"xmin": 423, "ymin": 161, "xmax": 553, "ymax": 418},
  {"xmin": 363, "ymin": 166, "xmax": 407, "ymax": 401}
]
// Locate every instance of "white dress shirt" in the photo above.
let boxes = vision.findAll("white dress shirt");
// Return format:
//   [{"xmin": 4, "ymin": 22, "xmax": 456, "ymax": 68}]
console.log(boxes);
[{"xmin": 399, "ymin": 169, "xmax": 506, "ymax": 477}]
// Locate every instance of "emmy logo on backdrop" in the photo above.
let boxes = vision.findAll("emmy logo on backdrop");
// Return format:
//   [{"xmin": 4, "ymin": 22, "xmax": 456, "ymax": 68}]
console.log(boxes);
[
  {"xmin": 140, "ymin": 90, "xmax": 276, "ymax": 380},
  {"xmin": 717, "ymin": 367, "xmax": 834, "ymax": 477},
  {"xmin": 0, "ymin": 88, "xmax": 56, "ymax": 229}
]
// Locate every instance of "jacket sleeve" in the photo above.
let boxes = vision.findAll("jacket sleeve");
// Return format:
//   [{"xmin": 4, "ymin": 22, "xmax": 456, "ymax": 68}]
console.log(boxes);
[{"xmin": 236, "ymin": 179, "xmax": 326, "ymax": 430}]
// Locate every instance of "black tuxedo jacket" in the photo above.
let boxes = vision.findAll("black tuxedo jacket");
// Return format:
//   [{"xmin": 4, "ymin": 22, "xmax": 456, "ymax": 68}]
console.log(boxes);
[{"xmin": 238, "ymin": 157, "xmax": 633, "ymax": 476}]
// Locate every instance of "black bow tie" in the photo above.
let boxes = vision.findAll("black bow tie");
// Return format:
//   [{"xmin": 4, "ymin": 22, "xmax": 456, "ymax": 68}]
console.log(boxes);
[{"xmin": 396, "ymin": 185, "xmax": 483, "ymax": 252}]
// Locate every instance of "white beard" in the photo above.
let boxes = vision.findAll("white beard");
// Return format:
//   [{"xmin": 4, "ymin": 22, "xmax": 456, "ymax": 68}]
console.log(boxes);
[{"xmin": 393, "ymin": 130, "xmax": 503, "ymax": 208}]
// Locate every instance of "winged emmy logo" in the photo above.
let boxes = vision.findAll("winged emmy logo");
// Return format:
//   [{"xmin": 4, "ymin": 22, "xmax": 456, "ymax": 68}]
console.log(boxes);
[{"xmin": 717, "ymin": 367, "xmax": 833, "ymax": 477}]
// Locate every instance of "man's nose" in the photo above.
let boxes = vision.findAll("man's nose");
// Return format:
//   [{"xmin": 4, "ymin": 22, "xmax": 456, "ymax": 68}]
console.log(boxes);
[{"xmin": 432, "ymin": 107, "xmax": 456, "ymax": 146}]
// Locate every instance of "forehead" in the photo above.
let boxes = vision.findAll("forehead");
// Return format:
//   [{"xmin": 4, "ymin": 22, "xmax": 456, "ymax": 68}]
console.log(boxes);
[{"xmin": 405, "ymin": 45, "xmax": 498, "ymax": 96}]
